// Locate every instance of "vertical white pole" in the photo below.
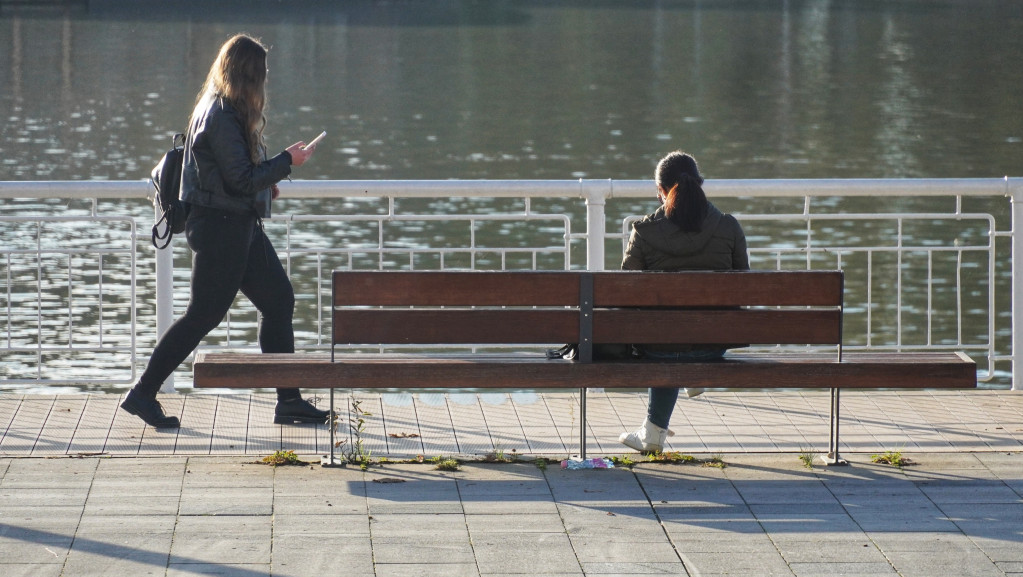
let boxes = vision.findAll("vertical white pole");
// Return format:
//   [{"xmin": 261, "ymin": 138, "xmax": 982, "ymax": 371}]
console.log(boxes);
[
  {"xmin": 155, "ymin": 204, "xmax": 176, "ymax": 393},
  {"xmin": 579, "ymin": 180, "xmax": 611, "ymax": 456},
  {"xmin": 1011, "ymin": 179, "xmax": 1023, "ymax": 391},
  {"xmin": 583, "ymin": 179, "xmax": 608, "ymax": 272}
]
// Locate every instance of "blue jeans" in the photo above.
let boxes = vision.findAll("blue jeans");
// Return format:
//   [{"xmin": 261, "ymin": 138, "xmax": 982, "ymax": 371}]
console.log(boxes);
[{"xmin": 641, "ymin": 347, "xmax": 726, "ymax": 429}]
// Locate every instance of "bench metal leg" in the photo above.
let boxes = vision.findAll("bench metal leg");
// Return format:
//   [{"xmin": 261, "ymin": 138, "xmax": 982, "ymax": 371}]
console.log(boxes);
[
  {"xmin": 321, "ymin": 388, "xmax": 345, "ymax": 467},
  {"xmin": 578, "ymin": 387, "xmax": 587, "ymax": 460},
  {"xmin": 820, "ymin": 388, "xmax": 848, "ymax": 466}
]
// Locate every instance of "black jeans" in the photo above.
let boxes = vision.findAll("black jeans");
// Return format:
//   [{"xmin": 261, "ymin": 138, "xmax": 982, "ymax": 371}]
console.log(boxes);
[{"xmin": 135, "ymin": 205, "xmax": 299, "ymax": 401}]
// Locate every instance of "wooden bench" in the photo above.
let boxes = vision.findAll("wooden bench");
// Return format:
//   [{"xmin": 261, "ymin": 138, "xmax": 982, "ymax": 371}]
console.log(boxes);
[{"xmin": 193, "ymin": 270, "xmax": 977, "ymax": 465}]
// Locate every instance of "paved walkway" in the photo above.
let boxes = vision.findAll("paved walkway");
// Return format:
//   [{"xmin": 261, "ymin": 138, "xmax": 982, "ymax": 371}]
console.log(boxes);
[
  {"xmin": 0, "ymin": 390, "xmax": 1021, "ymax": 576},
  {"xmin": 1, "ymin": 390, "xmax": 1022, "ymax": 458}
]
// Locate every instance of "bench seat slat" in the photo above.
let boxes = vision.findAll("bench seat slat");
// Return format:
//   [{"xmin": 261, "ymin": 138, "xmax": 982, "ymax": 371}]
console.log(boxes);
[
  {"xmin": 593, "ymin": 309, "xmax": 842, "ymax": 345},
  {"xmin": 194, "ymin": 352, "xmax": 975, "ymax": 391}
]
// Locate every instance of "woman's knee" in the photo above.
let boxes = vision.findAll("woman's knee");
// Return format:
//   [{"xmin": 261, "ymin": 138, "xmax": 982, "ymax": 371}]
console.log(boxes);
[{"xmin": 258, "ymin": 286, "xmax": 294, "ymax": 322}]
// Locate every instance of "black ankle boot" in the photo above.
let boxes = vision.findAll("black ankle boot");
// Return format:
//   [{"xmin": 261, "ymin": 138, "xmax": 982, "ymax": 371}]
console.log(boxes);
[
  {"xmin": 120, "ymin": 389, "xmax": 180, "ymax": 429},
  {"xmin": 274, "ymin": 397, "xmax": 331, "ymax": 425}
]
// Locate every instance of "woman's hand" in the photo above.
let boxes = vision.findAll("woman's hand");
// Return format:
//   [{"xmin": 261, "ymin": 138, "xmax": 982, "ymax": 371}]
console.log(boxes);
[
  {"xmin": 271, "ymin": 183, "xmax": 281, "ymax": 200},
  {"xmin": 286, "ymin": 141, "xmax": 316, "ymax": 167}
]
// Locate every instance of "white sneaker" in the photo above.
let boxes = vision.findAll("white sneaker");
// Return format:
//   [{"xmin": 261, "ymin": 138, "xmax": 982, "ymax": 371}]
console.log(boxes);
[
  {"xmin": 684, "ymin": 388, "xmax": 705, "ymax": 398},
  {"xmin": 618, "ymin": 418, "xmax": 675, "ymax": 453}
]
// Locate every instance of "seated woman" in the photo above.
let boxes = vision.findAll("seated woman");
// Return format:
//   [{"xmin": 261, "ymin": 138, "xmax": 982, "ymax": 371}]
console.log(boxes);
[{"xmin": 618, "ymin": 150, "xmax": 749, "ymax": 453}]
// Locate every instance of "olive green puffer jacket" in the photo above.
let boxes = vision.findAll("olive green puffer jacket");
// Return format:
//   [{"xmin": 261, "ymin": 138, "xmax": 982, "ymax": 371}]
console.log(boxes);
[
  {"xmin": 622, "ymin": 202, "xmax": 748, "ymax": 272},
  {"xmin": 621, "ymin": 201, "xmax": 749, "ymax": 354}
]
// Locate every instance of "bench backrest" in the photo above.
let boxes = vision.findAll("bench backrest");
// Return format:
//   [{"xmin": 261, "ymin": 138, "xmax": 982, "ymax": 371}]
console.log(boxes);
[{"xmin": 331, "ymin": 270, "xmax": 844, "ymax": 360}]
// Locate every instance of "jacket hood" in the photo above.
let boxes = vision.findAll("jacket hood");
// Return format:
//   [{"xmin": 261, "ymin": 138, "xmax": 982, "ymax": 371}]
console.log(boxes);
[{"xmin": 632, "ymin": 203, "xmax": 725, "ymax": 257}]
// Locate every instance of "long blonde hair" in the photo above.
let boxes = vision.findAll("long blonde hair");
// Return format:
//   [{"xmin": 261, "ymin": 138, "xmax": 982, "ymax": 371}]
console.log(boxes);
[{"xmin": 190, "ymin": 34, "xmax": 268, "ymax": 163}]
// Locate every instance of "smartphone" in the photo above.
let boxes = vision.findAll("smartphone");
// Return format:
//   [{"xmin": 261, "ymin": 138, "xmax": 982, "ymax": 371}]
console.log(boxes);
[{"xmin": 304, "ymin": 131, "xmax": 327, "ymax": 149}]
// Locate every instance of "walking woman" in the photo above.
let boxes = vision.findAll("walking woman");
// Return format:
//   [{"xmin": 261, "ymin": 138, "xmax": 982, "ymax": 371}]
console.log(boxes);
[
  {"xmin": 122, "ymin": 34, "xmax": 328, "ymax": 428},
  {"xmin": 618, "ymin": 151, "xmax": 749, "ymax": 453}
]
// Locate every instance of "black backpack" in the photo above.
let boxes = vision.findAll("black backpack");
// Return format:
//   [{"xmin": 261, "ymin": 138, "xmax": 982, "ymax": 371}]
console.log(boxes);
[{"xmin": 150, "ymin": 133, "xmax": 189, "ymax": 249}]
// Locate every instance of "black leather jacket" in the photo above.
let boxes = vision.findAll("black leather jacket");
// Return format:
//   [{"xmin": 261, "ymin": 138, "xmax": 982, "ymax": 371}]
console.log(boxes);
[{"xmin": 180, "ymin": 94, "xmax": 292, "ymax": 218}]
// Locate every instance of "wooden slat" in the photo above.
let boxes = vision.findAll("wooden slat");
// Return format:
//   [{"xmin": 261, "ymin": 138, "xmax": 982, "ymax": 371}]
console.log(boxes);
[
  {"xmin": 592, "ymin": 270, "xmax": 844, "ymax": 307},
  {"xmin": 593, "ymin": 309, "xmax": 842, "ymax": 345},
  {"xmin": 333, "ymin": 271, "xmax": 581, "ymax": 307},
  {"xmin": 333, "ymin": 309, "xmax": 579, "ymax": 344},
  {"xmin": 585, "ymin": 352, "xmax": 977, "ymax": 389},
  {"xmin": 192, "ymin": 352, "xmax": 976, "ymax": 390}
]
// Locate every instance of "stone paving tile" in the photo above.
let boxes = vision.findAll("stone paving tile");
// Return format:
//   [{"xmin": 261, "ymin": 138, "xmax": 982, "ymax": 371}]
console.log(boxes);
[
  {"xmin": 866, "ymin": 531, "xmax": 981, "ymax": 552},
  {"xmin": 170, "ymin": 529, "xmax": 272, "ymax": 565},
  {"xmin": 82, "ymin": 495, "xmax": 180, "ymax": 516},
  {"xmin": 166, "ymin": 563, "xmax": 270, "ymax": 577},
  {"xmin": 473, "ymin": 532, "xmax": 581, "ymax": 574},
  {"xmin": 0, "ymin": 565, "xmax": 64, "ymax": 577},
  {"xmin": 883, "ymin": 549, "xmax": 1005, "ymax": 577},
  {"xmin": 63, "ymin": 532, "xmax": 175, "ymax": 577},
  {"xmin": 0, "ymin": 455, "xmax": 97, "ymax": 487},
  {"xmin": 481, "ymin": 574, "xmax": 582, "ymax": 577},
  {"xmin": 678, "ymin": 551, "xmax": 795, "ymax": 576},
  {"xmin": 569, "ymin": 536, "xmax": 681, "ymax": 563},
  {"xmin": 847, "ymin": 504, "xmax": 962, "ymax": 532},
  {"xmin": 178, "ymin": 487, "xmax": 274, "ymax": 516},
  {"xmin": 271, "ymin": 514, "xmax": 370, "ymax": 536},
  {"xmin": 775, "ymin": 540, "xmax": 891, "ymax": 564},
  {"xmin": 670, "ymin": 533, "xmax": 781, "ymax": 554},
  {"xmin": 182, "ymin": 459, "xmax": 274, "ymax": 487},
  {"xmin": 370, "ymin": 536, "xmax": 475, "ymax": 565},
  {"xmin": 271, "ymin": 535, "xmax": 373, "ymax": 577},
  {"xmin": 273, "ymin": 495, "xmax": 367, "ymax": 515},
  {"xmin": 968, "ymin": 535, "xmax": 1023, "ymax": 562},
  {"xmin": 374, "ymin": 564, "xmax": 481, "ymax": 577},
  {"xmin": 786, "ymin": 561, "xmax": 898, "ymax": 576},
  {"xmin": 465, "ymin": 512, "xmax": 565, "ymax": 533},
  {"xmin": 461, "ymin": 498, "xmax": 561, "ymax": 515}
]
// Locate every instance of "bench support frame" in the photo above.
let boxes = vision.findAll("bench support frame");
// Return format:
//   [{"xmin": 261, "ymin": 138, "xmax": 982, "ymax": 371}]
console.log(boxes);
[{"xmin": 822, "ymin": 388, "xmax": 848, "ymax": 466}]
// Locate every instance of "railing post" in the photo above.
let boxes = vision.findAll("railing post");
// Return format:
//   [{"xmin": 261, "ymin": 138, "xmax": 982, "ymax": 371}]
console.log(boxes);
[
  {"xmin": 578, "ymin": 181, "xmax": 610, "ymax": 459},
  {"xmin": 582, "ymin": 179, "xmax": 609, "ymax": 272},
  {"xmin": 155, "ymin": 203, "xmax": 176, "ymax": 393},
  {"xmin": 1011, "ymin": 178, "xmax": 1023, "ymax": 391}
]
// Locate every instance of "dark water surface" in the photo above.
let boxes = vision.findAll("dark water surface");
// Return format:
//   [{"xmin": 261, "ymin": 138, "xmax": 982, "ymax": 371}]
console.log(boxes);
[{"xmin": 3, "ymin": 0, "xmax": 1022, "ymax": 181}]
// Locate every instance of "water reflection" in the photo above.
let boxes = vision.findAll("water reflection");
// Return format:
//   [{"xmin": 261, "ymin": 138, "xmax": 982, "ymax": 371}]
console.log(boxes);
[{"xmin": 2, "ymin": 1, "xmax": 1022, "ymax": 181}]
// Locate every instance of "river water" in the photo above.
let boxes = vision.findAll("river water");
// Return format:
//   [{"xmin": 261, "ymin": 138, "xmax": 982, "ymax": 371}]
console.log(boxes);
[
  {"xmin": 2, "ymin": 0, "xmax": 1021, "ymax": 390},
  {"xmin": 4, "ymin": 0, "xmax": 1023, "ymax": 181}
]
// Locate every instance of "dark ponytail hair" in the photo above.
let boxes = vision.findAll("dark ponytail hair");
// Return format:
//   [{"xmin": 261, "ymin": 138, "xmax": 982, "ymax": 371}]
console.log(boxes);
[{"xmin": 656, "ymin": 151, "xmax": 708, "ymax": 233}]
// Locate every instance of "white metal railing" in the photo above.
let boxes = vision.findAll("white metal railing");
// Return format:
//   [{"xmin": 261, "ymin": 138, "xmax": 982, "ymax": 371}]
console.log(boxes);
[{"xmin": 1, "ymin": 178, "xmax": 1019, "ymax": 391}]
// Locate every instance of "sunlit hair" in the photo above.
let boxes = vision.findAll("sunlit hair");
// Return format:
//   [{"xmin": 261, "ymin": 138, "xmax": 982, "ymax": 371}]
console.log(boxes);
[
  {"xmin": 191, "ymin": 34, "xmax": 268, "ymax": 163},
  {"xmin": 656, "ymin": 151, "xmax": 708, "ymax": 233}
]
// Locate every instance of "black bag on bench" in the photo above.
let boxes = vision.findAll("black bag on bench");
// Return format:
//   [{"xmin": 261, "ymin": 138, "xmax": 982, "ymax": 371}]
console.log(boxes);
[{"xmin": 546, "ymin": 343, "xmax": 639, "ymax": 361}]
